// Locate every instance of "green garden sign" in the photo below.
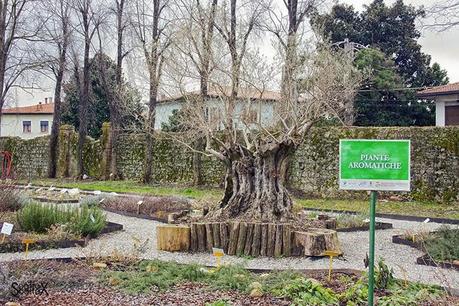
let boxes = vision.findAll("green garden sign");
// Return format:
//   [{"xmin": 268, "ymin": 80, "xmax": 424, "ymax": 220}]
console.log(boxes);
[
  {"xmin": 339, "ymin": 139, "xmax": 410, "ymax": 191},
  {"xmin": 339, "ymin": 139, "xmax": 411, "ymax": 306}
]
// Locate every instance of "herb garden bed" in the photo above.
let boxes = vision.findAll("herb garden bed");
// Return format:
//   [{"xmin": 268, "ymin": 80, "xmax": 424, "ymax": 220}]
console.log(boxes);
[
  {"xmin": 392, "ymin": 227, "xmax": 459, "ymax": 271},
  {"xmin": 0, "ymin": 221, "xmax": 123, "ymax": 253}
]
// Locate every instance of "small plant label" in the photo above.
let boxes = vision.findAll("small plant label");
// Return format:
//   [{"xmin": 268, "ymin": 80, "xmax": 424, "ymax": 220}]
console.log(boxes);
[
  {"xmin": 212, "ymin": 248, "xmax": 224, "ymax": 257},
  {"xmin": 1, "ymin": 222, "xmax": 13, "ymax": 236},
  {"xmin": 212, "ymin": 247, "xmax": 225, "ymax": 268}
]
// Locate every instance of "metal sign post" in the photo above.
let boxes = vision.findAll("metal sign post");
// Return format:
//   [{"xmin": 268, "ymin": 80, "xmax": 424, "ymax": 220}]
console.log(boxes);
[
  {"xmin": 339, "ymin": 139, "xmax": 410, "ymax": 306},
  {"xmin": 368, "ymin": 190, "xmax": 377, "ymax": 306}
]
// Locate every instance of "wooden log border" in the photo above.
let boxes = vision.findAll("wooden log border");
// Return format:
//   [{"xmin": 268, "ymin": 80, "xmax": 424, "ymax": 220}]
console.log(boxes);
[{"xmin": 188, "ymin": 221, "xmax": 300, "ymax": 257}]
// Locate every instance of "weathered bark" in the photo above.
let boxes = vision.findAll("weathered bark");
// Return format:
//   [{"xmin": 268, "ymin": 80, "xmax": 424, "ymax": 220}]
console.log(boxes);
[
  {"xmin": 76, "ymin": 0, "xmax": 95, "ymax": 179},
  {"xmin": 142, "ymin": 0, "xmax": 162, "ymax": 184},
  {"xmin": 48, "ymin": 48, "xmax": 67, "ymax": 178},
  {"xmin": 109, "ymin": 0, "xmax": 126, "ymax": 180},
  {"xmin": 209, "ymin": 141, "xmax": 295, "ymax": 222}
]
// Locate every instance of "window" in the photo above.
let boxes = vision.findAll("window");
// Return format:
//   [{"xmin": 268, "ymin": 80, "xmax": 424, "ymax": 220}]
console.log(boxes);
[
  {"xmin": 23, "ymin": 121, "xmax": 31, "ymax": 133},
  {"xmin": 40, "ymin": 121, "xmax": 49, "ymax": 133}
]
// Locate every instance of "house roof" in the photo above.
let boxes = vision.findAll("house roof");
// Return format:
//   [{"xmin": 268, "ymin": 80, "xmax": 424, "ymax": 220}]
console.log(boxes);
[
  {"xmin": 2, "ymin": 103, "xmax": 54, "ymax": 115},
  {"xmin": 159, "ymin": 87, "xmax": 281, "ymax": 103},
  {"xmin": 417, "ymin": 82, "xmax": 459, "ymax": 98}
]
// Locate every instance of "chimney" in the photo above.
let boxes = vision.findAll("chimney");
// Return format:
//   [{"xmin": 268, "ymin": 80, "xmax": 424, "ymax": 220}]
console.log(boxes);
[
  {"xmin": 45, "ymin": 98, "xmax": 48, "ymax": 104},
  {"xmin": 49, "ymin": 97, "xmax": 53, "ymax": 103}
]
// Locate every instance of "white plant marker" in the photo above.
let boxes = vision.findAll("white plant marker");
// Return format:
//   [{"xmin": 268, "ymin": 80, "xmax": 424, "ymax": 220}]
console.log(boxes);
[{"xmin": 1, "ymin": 222, "xmax": 14, "ymax": 243}]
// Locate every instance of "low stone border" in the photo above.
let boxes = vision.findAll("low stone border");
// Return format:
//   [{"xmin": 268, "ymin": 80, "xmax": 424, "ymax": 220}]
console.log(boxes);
[
  {"xmin": 303, "ymin": 207, "xmax": 459, "ymax": 225},
  {"xmin": 102, "ymin": 207, "xmax": 168, "ymax": 222},
  {"xmin": 0, "ymin": 221, "xmax": 123, "ymax": 253},
  {"xmin": 392, "ymin": 234, "xmax": 459, "ymax": 271},
  {"xmin": 32, "ymin": 197, "xmax": 80, "ymax": 204},
  {"xmin": 336, "ymin": 222, "xmax": 393, "ymax": 232}
]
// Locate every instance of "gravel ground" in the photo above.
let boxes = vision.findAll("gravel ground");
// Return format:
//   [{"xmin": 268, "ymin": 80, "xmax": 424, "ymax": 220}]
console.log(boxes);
[{"xmin": 0, "ymin": 210, "xmax": 458, "ymax": 290}]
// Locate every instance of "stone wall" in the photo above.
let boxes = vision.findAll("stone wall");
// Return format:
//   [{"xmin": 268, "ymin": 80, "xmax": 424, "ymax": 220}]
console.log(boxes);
[
  {"xmin": 1, "ymin": 125, "xmax": 458, "ymax": 203},
  {"xmin": 289, "ymin": 127, "xmax": 459, "ymax": 203}
]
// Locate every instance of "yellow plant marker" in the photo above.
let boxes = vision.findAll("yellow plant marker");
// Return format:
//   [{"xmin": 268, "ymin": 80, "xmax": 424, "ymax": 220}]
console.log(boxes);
[
  {"xmin": 323, "ymin": 250, "xmax": 340, "ymax": 282},
  {"xmin": 212, "ymin": 247, "xmax": 225, "ymax": 268},
  {"xmin": 22, "ymin": 238, "xmax": 36, "ymax": 259},
  {"xmin": 1, "ymin": 234, "xmax": 5, "ymax": 244}
]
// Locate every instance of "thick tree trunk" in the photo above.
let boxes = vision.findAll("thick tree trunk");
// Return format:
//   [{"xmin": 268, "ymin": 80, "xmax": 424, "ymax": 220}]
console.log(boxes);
[
  {"xmin": 210, "ymin": 141, "xmax": 295, "ymax": 222},
  {"xmin": 48, "ymin": 69, "xmax": 64, "ymax": 178}
]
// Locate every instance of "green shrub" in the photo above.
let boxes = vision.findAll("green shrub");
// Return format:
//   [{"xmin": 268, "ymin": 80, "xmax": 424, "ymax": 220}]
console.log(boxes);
[
  {"xmin": 375, "ymin": 259, "xmax": 395, "ymax": 290},
  {"xmin": 17, "ymin": 202, "xmax": 106, "ymax": 237},
  {"xmin": 17, "ymin": 203, "xmax": 74, "ymax": 233},
  {"xmin": 278, "ymin": 277, "xmax": 338, "ymax": 306},
  {"xmin": 424, "ymin": 226, "xmax": 459, "ymax": 262},
  {"xmin": 69, "ymin": 205, "xmax": 106, "ymax": 237}
]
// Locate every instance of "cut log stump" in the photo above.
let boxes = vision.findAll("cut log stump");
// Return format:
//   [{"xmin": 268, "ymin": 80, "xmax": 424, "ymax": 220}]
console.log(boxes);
[
  {"xmin": 157, "ymin": 224, "xmax": 191, "ymax": 252},
  {"xmin": 293, "ymin": 228, "xmax": 341, "ymax": 256}
]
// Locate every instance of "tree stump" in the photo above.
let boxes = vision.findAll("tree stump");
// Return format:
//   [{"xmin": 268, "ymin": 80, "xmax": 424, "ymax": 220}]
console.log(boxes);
[
  {"xmin": 293, "ymin": 228, "xmax": 341, "ymax": 256},
  {"xmin": 157, "ymin": 224, "xmax": 190, "ymax": 252}
]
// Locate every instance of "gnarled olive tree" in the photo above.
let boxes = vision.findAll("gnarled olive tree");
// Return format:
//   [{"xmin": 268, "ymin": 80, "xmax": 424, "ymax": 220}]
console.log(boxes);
[{"xmin": 168, "ymin": 0, "xmax": 362, "ymax": 222}]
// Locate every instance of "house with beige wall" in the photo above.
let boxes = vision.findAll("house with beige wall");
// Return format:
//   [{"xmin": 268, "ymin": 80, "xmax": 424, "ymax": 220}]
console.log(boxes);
[
  {"xmin": 0, "ymin": 100, "xmax": 54, "ymax": 139},
  {"xmin": 418, "ymin": 82, "xmax": 459, "ymax": 126},
  {"xmin": 156, "ymin": 87, "xmax": 280, "ymax": 130}
]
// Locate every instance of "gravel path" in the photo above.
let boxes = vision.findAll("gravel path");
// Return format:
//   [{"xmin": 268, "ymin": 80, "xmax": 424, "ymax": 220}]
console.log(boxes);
[{"xmin": 1, "ymin": 210, "xmax": 458, "ymax": 290}]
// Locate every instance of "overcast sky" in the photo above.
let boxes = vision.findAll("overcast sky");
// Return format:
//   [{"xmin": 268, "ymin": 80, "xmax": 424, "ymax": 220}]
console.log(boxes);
[{"xmin": 11, "ymin": 0, "xmax": 459, "ymax": 107}]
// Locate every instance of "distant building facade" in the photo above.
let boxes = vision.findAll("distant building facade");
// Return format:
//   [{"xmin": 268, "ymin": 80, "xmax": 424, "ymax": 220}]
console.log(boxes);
[
  {"xmin": 0, "ymin": 99, "xmax": 54, "ymax": 139},
  {"xmin": 155, "ymin": 87, "xmax": 281, "ymax": 130},
  {"xmin": 418, "ymin": 82, "xmax": 459, "ymax": 126}
]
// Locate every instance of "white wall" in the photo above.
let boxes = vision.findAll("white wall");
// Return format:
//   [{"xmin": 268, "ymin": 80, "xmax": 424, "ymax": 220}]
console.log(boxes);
[
  {"xmin": 436, "ymin": 95, "xmax": 459, "ymax": 126},
  {"xmin": 0, "ymin": 114, "xmax": 54, "ymax": 139},
  {"xmin": 155, "ymin": 98, "xmax": 276, "ymax": 130}
]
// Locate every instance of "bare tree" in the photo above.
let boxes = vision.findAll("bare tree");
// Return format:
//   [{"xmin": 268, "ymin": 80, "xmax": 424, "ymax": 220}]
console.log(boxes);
[
  {"xmin": 131, "ymin": 0, "xmax": 171, "ymax": 183},
  {"xmin": 0, "ymin": 0, "xmax": 42, "ymax": 132},
  {"xmin": 426, "ymin": 0, "xmax": 459, "ymax": 31},
  {"xmin": 171, "ymin": 0, "xmax": 219, "ymax": 185},
  {"xmin": 73, "ymin": 0, "xmax": 105, "ymax": 178},
  {"xmin": 169, "ymin": 0, "xmax": 361, "ymax": 221},
  {"xmin": 106, "ymin": 0, "xmax": 129, "ymax": 179},
  {"xmin": 41, "ymin": 0, "xmax": 72, "ymax": 178}
]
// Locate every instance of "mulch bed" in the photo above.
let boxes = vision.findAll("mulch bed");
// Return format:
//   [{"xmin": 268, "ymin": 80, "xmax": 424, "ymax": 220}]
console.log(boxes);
[
  {"xmin": 0, "ymin": 221, "xmax": 123, "ymax": 253},
  {"xmin": 336, "ymin": 222, "xmax": 393, "ymax": 232},
  {"xmin": 392, "ymin": 234, "xmax": 459, "ymax": 271},
  {"xmin": 14, "ymin": 283, "xmax": 291, "ymax": 306}
]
